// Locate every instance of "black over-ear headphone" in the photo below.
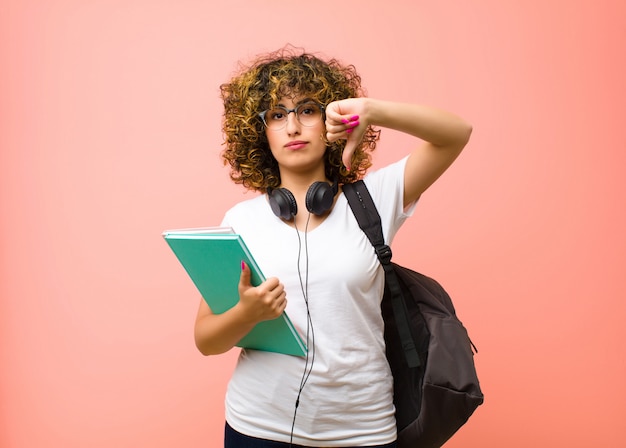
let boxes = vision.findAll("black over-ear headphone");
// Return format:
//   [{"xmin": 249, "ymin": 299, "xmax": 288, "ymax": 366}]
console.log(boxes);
[{"xmin": 268, "ymin": 179, "xmax": 339, "ymax": 221}]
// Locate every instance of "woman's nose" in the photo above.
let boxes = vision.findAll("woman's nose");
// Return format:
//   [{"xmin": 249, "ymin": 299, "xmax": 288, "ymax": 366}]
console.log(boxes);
[{"xmin": 285, "ymin": 111, "xmax": 301, "ymax": 134}]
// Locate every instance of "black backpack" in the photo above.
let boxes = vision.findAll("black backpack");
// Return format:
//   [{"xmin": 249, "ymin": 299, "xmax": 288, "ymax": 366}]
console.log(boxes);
[{"xmin": 343, "ymin": 181, "xmax": 484, "ymax": 448}]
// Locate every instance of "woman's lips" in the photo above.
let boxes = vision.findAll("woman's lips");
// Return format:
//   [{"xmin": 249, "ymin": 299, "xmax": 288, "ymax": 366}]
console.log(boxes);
[{"xmin": 285, "ymin": 141, "xmax": 307, "ymax": 150}]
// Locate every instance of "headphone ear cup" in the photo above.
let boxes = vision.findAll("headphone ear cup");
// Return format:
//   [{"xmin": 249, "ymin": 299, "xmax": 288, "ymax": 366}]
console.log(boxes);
[
  {"xmin": 268, "ymin": 188, "xmax": 298, "ymax": 220},
  {"xmin": 305, "ymin": 181, "xmax": 335, "ymax": 215}
]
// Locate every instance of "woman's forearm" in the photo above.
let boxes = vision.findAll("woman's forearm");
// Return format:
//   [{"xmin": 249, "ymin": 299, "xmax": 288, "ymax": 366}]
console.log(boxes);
[
  {"xmin": 365, "ymin": 99, "xmax": 472, "ymax": 149},
  {"xmin": 194, "ymin": 302, "xmax": 257, "ymax": 356}
]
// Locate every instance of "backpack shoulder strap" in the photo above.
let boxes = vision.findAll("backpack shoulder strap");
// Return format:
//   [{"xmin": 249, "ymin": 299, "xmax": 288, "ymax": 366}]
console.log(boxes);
[
  {"xmin": 343, "ymin": 181, "xmax": 390, "ymax": 262},
  {"xmin": 344, "ymin": 181, "xmax": 421, "ymax": 368}
]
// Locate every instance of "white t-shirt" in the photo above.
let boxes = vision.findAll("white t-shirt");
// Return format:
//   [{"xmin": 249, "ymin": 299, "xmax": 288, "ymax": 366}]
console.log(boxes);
[{"xmin": 221, "ymin": 157, "xmax": 415, "ymax": 447}]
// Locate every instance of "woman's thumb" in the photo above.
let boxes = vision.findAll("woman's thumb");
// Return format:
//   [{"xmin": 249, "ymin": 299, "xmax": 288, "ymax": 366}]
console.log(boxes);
[
  {"xmin": 342, "ymin": 142, "xmax": 355, "ymax": 171},
  {"xmin": 239, "ymin": 260, "xmax": 251, "ymax": 288}
]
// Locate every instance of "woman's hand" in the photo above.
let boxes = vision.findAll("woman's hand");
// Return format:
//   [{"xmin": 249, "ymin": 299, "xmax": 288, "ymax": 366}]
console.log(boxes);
[
  {"xmin": 194, "ymin": 262, "xmax": 287, "ymax": 355},
  {"xmin": 325, "ymin": 98, "xmax": 369, "ymax": 171},
  {"xmin": 237, "ymin": 261, "xmax": 287, "ymax": 323},
  {"xmin": 326, "ymin": 98, "xmax": 471, "ymax": 206}
]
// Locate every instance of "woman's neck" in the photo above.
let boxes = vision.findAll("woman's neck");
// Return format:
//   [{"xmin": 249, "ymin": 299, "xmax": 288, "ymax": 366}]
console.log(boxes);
[{"xmin": 278, "ymin": 167, "xmax": 328, "ymax": 196}]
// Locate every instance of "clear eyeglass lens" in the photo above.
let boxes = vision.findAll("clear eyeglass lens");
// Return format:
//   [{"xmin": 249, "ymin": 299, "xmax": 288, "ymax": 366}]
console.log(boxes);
[{"xmin": 265, "ymin": 103, "xmax": 322, "ymax": 129}]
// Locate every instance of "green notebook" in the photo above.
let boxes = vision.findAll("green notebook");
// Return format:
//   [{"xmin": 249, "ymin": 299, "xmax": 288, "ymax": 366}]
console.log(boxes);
[{"xmin": 163, "ymin": 227, "xmax": 306, "ymax": 356}]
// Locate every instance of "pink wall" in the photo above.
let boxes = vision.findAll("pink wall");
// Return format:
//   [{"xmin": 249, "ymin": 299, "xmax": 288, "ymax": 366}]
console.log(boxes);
[{"xmin": 2, "ymin": 1, "xmax": 625, "ymax": 446}]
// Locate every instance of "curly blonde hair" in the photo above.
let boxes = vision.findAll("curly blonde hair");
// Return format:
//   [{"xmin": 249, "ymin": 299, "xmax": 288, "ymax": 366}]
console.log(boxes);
[{"xmin": 220, "ymin": 46, "xmax": 380, "ymax": 192}]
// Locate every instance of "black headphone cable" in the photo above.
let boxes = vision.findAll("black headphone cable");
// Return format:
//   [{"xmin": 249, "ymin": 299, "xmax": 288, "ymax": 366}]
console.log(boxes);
[{"xmin": 289, "ymin": 214, "xmax": 315, "ymax": 446}]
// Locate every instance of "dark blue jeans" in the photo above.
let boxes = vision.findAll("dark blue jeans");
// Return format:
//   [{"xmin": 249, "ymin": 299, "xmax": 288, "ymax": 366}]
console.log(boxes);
[{"xmin": 224, "ymin": 423, "xmax": 397, "ymax": 448}]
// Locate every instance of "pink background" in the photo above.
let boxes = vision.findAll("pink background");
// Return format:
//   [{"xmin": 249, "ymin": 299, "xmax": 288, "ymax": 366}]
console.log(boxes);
[{"xmin": 1, "ymin": 1, "xmax": 625, "ymax": 446}]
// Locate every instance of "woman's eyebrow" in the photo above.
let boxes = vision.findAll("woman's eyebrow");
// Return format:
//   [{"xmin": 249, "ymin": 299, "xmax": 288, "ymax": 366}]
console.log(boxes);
[{"xmin": 276, "ymin": 97, "xmax": 315, "ymax": 107}]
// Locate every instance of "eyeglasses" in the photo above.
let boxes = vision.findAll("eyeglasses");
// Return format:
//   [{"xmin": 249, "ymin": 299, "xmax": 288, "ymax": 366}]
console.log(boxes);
[{"xmin": 258, "ymin": 102, "xmax": 325, "ymax": 130}]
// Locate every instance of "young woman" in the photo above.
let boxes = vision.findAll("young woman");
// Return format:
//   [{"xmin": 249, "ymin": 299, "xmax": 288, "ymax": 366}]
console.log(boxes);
[{"xmin": 194, "ymin": 47, "xmax": 472, "ymax": 448}]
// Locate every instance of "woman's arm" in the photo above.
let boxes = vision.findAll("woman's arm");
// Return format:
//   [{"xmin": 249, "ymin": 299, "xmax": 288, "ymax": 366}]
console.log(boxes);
[
  {"xmin": 194, "ymin": 262, "xmax": 288, "ymax": 355},
  {"xmin": 325, "ymin": 98, "xmax": 472, "ymax": 207}
]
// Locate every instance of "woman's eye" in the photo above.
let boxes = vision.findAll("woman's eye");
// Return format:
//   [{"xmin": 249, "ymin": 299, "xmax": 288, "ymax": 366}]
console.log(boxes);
[
  {"xmin": 301, "ymin": 103, "xmax": 322, "ymax": 115},
  {"xmin": 270, "ymin": 111, "xmax": 285, "ymax": 120}
]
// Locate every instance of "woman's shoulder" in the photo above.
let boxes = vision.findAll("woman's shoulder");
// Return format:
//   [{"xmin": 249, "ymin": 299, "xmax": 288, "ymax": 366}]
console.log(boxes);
[
  {"xmin": 221, "ymin": 193, "xmax": 280, "ymax": 236},
  {"xmin": 225, "ymin": 193, "xmax": 266, "ymax": 215},
  {"xmin": 363, "ymin": 156, "xmax": 409, "ymax": 190},
  {"xmin": 222, "ymin": 193, "xmax": 270, "ymax": 228}
]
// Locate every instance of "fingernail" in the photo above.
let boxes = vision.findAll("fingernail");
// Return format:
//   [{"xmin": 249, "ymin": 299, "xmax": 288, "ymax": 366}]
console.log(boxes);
[
  {"xmin": 348, "ymin": 121, "xmax": 360, "ymax": 128},
  {"xmin": 241, "ymin": 261, "xmax": 245, "ymax": 271},
  {"xmin": 346, "ymin": 165, "xmax": 351, "ymax": 171},
  {"xmin": 350, "ymin": 115, "xmax": 359, "ymax": 121},
  {"xmin": 341, "ymin": 118, "xmax": 349, "ymax": 124},
  {"xmin": 346, "ymin": 128, "xmax": 353, "ymax": 134}
]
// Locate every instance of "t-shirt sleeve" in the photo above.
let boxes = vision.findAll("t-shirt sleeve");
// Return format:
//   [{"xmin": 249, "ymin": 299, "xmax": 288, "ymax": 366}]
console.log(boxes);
[{"xmin": 363, "ymin": 156, "xmax": 417, "ymax": 245}]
